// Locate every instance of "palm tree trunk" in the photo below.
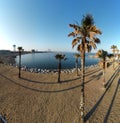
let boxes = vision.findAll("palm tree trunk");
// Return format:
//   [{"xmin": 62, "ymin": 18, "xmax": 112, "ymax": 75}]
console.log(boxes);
[
  {"xmin": 102, "ymin": 69, "xmax": 105, "ymax": 86},
  {"xmin": 76, "ymin": 58, "xmax": 78, "ymax": 76},
  {"xmin": 80, "ymin": 47, "xmax": 85, "ymax": 123},
  {"xmin": 103, "ymin": 58, "xmax": 106, "ymax": 85},
  {"xmin": 113, "ymin": 52, "xmax": 115, "ymax": 70},
  {"xmin": 18, "ymin": 52, "xmax": 21, "ymax": 78},
  {"xmin": 113, "ymin": 59, "xmax": 115, "ymax": 70},
  {"xmin": 58, "ymin": 60, "xmax": 61, "ymax": 82}
]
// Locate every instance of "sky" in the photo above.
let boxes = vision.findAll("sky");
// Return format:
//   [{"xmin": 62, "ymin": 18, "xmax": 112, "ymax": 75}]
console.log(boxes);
[{"xmin": 0, "ymin": 0, "xmax": 120, "ymax": 53}]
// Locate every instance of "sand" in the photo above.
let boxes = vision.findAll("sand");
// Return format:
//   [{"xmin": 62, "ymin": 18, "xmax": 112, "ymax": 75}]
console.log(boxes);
[{"xmin": 0, "ymin": 63, "xmax": 120, "ymax": 123}]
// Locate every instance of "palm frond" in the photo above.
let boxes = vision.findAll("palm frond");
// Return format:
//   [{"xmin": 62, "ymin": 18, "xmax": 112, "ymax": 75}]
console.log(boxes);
[
  {"xmin": 94, "ymin": 29, "xmax": 102, "ymax": 35},
  {"xmin": 72, "ymin": 37, "xmax": 80, "ymax": 48},
  {"xmin": 107, "ymin": 54, "xmax": 114, "ymax": 58},
  {"xmin": 55, "ymin": 54, "xmax": 65, "ymax": 60},
  {"xmin": 111, "ymin": 45, "xmax": 117, "ymax": 49},
  {"xmin": 85, "ymin": 43, "xmax": 92, "ymax": 52},
  {"xmin": 93, "ymin": 43, "xmax": 97, "ymax": 49},
  {"xmin": 88, "ymin": 45, "xmax": 92, "ymax": 52},
  {"xmin": 69, "ymin": 24, "xmax": 78, "ymax": 29},
  {"xmin": 68, "ymin": 32, "xmax": 76, "ymax": 37},
  {"xmin": 93, "ymin": 37, "xmax": 101, "ymax": 44},
  {"xmin": 89, "ymin": 41, "xmax": 97, "ymax": 49},
  {"xmin": 18, "ymin": 47, "xmax": 23, "ymax": 51},
  {"xmin": 77, "ymin": 44, "xmax": 83, "ymax": 52},
  {"xmin": 69, "ymin": 24, "xmax": 82, "ymax": 34},
  {"xmin": 96, "ymin": 50, "xmax": 102, "ymax": 58},
  {"xmin": 89, "ymin": 32, "xmax": 95, "ymax": 39},
  {"xmin": 74, "ymin": 53, "xmax": 81, "ymax": 58},
  {"xmin": 82, "ymin": 14, "xmax": 94, "ymax": 27},
  {"xmin": 90, "ymin": 26, "xmax": 102, "ymax": 34},
  {"xmin": 96, "ymin": 50, "xmax": 108, "ymax": 59}
]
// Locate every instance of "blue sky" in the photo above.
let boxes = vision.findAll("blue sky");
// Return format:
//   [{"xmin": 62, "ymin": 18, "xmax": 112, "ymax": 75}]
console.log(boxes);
[{"xmin": 0, "ymin": 0, "xmax": 120, "ymax": 53}]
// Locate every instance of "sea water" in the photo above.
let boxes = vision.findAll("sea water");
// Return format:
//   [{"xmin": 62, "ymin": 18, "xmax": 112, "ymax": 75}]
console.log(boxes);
[{"xmin": 15, "ymin": 52, "xmax": 100, "ymax": 70}]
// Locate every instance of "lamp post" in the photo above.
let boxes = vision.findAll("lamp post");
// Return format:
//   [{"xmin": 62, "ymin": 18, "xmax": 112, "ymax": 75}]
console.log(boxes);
[{"xmin": 18, "ymin": 47, "xmax": 23, "ymax": 78}]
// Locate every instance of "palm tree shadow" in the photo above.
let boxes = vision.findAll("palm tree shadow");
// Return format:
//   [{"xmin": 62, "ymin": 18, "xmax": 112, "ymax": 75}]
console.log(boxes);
[
  {"xmin": 21, "ymin": 77, "xmax": 57, "ymax": 84},
  {"xmin": 103, "ymin": 79, "xmax": 120, "ymax": 123},
  {"xmin": 0, "ymin": 73, "xmax": 82, "ymax": 93},
  {"xmin": 104, "ymin": 66, "xmax": 119, "ymax": 88},
  {"xmin": 96, "ymin": 72, "xmax": 103, "ymax": 80},
  {"xmin": 84, "ymin": 69, "xmax": 119, "ymax": 121},
  {"xmin": 85, "ymin": 68, "xmax": 101, "ymax": 77},
  {"xmin": 20, "ymin": 76, "xmax": 80, "ymax": 85},
  {"xmin": 85, "ymin": 72, "xmax": 102, "ymax": 84},
  {"xmin": 61, "ymin": 77, "xmax": 80, "ymax": 83},
  {"xmin": 20, "ymin": 67, "xmax": 101, "ymax": 85}
]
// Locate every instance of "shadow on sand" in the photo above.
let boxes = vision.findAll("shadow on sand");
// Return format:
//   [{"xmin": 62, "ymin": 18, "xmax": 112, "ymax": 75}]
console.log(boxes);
[
  {"xmin": 85, "ymin": 72, "xmax": 102, "ymax": 84},
  {"xmin": 0, "ymin": 66, "xmax": 103, "ymax": 93},
  {"xmin": 0, "ymin": 73, "xmax": 82, "ymax": 93},
  {"xmin": 20, "ymin": 67, "xmax": 101, "ymax": 85},
  {"xmin": 21, "ymin": 76, "xmax": 80, "ymax": 84},
  {"xmin": 85, "ymin": 67, "xmax": 119, "ymax": 121},
  {"xmin": 103, "ymin": 79, "xmax": 120, "ymax": 123}
]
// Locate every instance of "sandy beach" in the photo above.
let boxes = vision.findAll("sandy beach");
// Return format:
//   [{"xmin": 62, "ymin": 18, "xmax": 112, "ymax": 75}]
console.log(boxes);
[{"xmin": 0, "ymin": 62, "xmax": 120, "ymax": 123}]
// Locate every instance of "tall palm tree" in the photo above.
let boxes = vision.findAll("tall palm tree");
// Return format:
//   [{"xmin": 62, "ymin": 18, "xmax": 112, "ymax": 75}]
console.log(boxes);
[
  {"xmin": 68, "ymin": 14, "xmax": 102, "ymax": 123},
  {"xmin": 18, "ymin": 47, "xmax": 23, "ymax": 78},
  {"xmin": 96, "ymin": 50, "xmax": 108, "ymax": 86},
  {"xmin": 74, "ymin": 53, "xmax": 81, "ymax": 76},
  {"xmin": 111, "ymin": 45, "xmax": 117, "ymax": 69},
  {"xmin": 55, "ymin": 54, "xmax": 66, "ymax": 82}
]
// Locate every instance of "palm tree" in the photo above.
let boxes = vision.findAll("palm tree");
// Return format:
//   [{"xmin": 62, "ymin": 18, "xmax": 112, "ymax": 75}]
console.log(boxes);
[
  {"xmin": 96, "ymin": 50, "xmax": 108, "ymax": 86},
  {"xmin": 111, "ymin": 45, "xmax": 117, "ymax": 69},
  {"xmin": 107, "ymin": 53, "xmax": 114, "ymax": 64},
  {"xmin": 116, "ymin": 48, "xmax": 119, "ymax": 63},
  {"xmin": 74, "ymin": 53, "xmax": 81, "ymax": 76},
  {"xmin": 18, "ymin": 47, "xmax": 23, "ymax": 78},
  {"xmin": 68, "ymin": 14, "xmax": 102, "ymax": 123},
  {"xmin": 55, "ymin": 54, "xmax": 66, "ymax": 82},
  {"xmin": 111, "ymin": 45, "xmax": 117, "ymax": 56}
]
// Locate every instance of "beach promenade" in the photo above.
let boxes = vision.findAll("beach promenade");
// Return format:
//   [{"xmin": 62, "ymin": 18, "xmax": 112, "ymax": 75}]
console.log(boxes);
[{"xmin": 0, "ymin": 63, "xmax": 120, "ymax": 123}]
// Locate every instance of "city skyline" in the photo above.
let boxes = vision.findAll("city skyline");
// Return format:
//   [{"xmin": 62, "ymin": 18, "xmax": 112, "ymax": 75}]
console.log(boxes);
[{"xmin": 0, "ymin": 0, "xmax": 120, "ymax": 53}]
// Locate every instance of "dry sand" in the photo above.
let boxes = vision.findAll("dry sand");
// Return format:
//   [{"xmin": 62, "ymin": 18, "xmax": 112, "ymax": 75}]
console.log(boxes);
[{"xmin": 0, "ymin": 63, "xmax": 120, "ymax": 123}]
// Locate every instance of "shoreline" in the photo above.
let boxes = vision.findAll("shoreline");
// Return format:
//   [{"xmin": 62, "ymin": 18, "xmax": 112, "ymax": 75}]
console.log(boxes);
[
  {"xmin": 9, "ymin": 62, "xmax": 99, "ymax": 74},
  {"xmin": 20, "ymin": 64, "xmax": 99, "ymax": 74}
]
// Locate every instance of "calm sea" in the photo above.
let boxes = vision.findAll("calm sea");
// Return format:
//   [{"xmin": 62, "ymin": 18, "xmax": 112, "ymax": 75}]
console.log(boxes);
[{"xmin": 15, "ymin": 52, "xmax": 100, "ymax": 70}]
